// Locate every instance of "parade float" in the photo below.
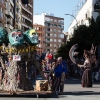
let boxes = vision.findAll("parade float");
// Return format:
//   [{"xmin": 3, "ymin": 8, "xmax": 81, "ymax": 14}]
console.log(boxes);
[{"xmin": 0, "ymin": 27, "xmax": 51, "ymax": 97}]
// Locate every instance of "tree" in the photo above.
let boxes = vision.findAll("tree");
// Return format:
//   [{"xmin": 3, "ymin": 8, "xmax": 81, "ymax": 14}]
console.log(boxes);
[{"xmin": 56, "ymin": 17, "xmax": 100, "ymax": 59}]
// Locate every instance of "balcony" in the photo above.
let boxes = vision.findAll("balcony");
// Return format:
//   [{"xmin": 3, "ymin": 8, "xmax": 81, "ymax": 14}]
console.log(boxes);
[
  {"xmin": 4, "ymin": 24, "xmax": 13, "ymax": 30},
  {"xmin": 29, "ymin": 0, "xmax": 33, "ymax": 7},
  {"xmin": 0, "ymin": 23, "xmax": 3, "ymax": 27},
  {"xmin": 22, "ymin": 13, "xmax": 32, "ymax": 22},
  {"xmin": 7, "ymin": 18, "xmax": 11, "ymax": 24},
  {"xmin": 94, "ymin": 1, "xmax": 100, "ymax": 12},
  {"xmin": 0, "ymin": 11, "xmax": 6, "ymax": 23},
  {"xmin": 10, "ymin": 0, "xmax": 14, "ymax": 7},
  {"xmin": 5, "ymin": 10, "xmax": 14, "ymax": 18},
  {"xmin": 22, "ymin": 6, "xmax": 32, "ymax": 15},
  {"xmin": 0, "ymin": 11, "xmax": 3, "ymax": 19},
  {"xmin": 4, "ymin": 24, "xmax": 7, "ymax": 28},
  {"xmin": 0, "ymin": 1, "xmax": 6, "ymax": 9}
]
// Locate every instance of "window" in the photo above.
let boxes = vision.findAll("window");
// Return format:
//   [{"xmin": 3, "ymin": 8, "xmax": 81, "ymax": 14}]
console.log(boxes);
[
  {"xmin": 58, "ymin": 25, "xmax": 61, "ymax": 28},
  {"xmin": 54, "ymin": 49, "xmax": 57, "ymax": 52},
  {"xmin": 37, "ymin": 27, "xmax": 39, "ymax": 30},
  {"xmin": 58, "ymin": 34, "xmax": 61, "ymax": 38},
  {"xmin": 50, "ymin": 44, "xmax": 52, "ymax": 47},
  {"xmin": 54, "ymin": 34, "xmax": 57, "ymax": 37},
  {"xmin": 54, "ymin": 39, "xmax": 57, "ymax": 42},
  {"xmin": 54, "ymin": 29, "xmax": 56, "ymax": 32},
  {"xmin": 50, "ymin": 29, "xmax": 52, "ymax": 32},
  {"xmin": 58, "ymin": 40, "xmax": 61, "ymax": 42},
  {"xmin": 58, "ymin": 30, "xmax": 61, "ymax": 32},
  {"xmin": 50, "ymin": 19, "xmax": 53, "ymax": 21},
  {"xmin": 38, "ymin": 44, "xmax": 41, "ymax": 47},
  {"xmin": 46, "ymin": 33, "xmax": 50, "ymax": 36},
  {"xmin": 46, "ymin": 38, "xmax": 50, "ymax": 41},
  {"xmin": 54, "ymin": 44, "xmax": 57, "ymax": 48},
  {"xmin": 86, "ymin": 11, "xmax": 90, "ymax": 18},
  {"xmin": 50, "ymin": 39, "xmax": 53, "ymax": 41},
  {"xmin": 61, "ymin": 34, "xmax": 64, "ymax": 38},
  {"xmin": 50, "ymin": 33, "xmax": 53, "ymax": 37},
  {"xmin": 81, "ymin": 20, "xmax": 83, "ymax": 24},
  {"xmin": 46, "ymin": 44, "xmax": 50, "ymax": 46},
  {"xmin": 50, "ymin": 24, "xmax": 53, "ymax": 27},
  {"xmin": 50, "ymin": 49, "xmax": 52, "ymax": 52},
  {"xmin": 45, "ymin": 17, "xmax": 50, "ymax": 21},
  {"xmin": 54, "ymin": 19, "xmax": 57, "ymax": 22},
  {"xmin": 54, "ymin": 24, "xmax": 57, "ymax": 27}
]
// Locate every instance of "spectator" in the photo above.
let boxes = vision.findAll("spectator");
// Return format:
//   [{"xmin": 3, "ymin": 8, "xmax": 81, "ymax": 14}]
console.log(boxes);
[{"xmin": 52, "ymin": 57, "xmax": 67, "ymax": 94}]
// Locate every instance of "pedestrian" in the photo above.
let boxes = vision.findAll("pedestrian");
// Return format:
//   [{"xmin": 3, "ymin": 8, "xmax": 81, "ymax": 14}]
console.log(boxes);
[
  {"xmin": 78, "ymin": 49, "xmax": 97, "ymax": 87},
  {"xmin": 52, "ymin": 57, "xmax": 67, "ymax": 94},
  {"xmin": 49, "ymin": 59, "xmax": 57, "ymax": 91}
]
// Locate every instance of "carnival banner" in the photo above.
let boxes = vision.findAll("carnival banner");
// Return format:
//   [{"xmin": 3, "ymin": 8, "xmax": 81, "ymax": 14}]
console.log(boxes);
[{"xmin": 0, "ymin": 46, "xmax": 37, "ymax": 53}]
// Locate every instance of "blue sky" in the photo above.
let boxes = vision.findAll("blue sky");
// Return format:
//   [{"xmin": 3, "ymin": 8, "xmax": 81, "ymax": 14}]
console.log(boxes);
[{"xmin": 34, "ymin": 0, "xmax": 79, "ymax": 32}]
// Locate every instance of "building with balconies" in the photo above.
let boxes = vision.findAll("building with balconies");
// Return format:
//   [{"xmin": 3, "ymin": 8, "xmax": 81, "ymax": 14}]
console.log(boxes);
[
  {"xmin": 4, "ymin": 0, "xmax": 14, "ymax": 32},
  {"xmin": 14, "ymin": 0, "xmax": 33, "ymax": 31},
  {"xmin": 33, "ymin": 24, "xmax": 45, "ymax": 55},
  {"xmin": 0, "ymin": 0, "xmax": 6, "ymax": 27},
  {"xmin": 33, "ymin": 13, "xmax": 64, "ymax": 55},
  {"xmin": 67, "ymin": 0, "xmax": 100, "ymax": 41},
  {"xmin": 0, "ymin": 0, "xmax": 33, "ymax": 33}
]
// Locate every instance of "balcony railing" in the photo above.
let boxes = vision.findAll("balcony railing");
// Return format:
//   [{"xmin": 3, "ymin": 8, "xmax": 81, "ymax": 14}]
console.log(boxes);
[
  {"xmin": 22, "ymin": 12, "xmax": 32, "ymax": 22},
  {"xmin": 0, "ymin": 11, "xmax": 3, "ymax": 19},
  {"xmin": 29, "ymin": 0, "xmax": 33, "ymax": 6},
  {"xmin": 0, "ymin": 23, "xmax": 3, "ymax": 27},
  {"xmin": 94, "ymin": 1, "xmax": 100, "ymax": 12},
  {"xmin": 5, "ymin": 10, "xmax": 14, "ymax": 18}
]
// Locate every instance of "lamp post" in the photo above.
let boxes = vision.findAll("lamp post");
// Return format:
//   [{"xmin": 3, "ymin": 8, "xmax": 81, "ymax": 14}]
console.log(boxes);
[{"xmin": 65, "ymin": 14, "xmax": 78, "ymax": 28}]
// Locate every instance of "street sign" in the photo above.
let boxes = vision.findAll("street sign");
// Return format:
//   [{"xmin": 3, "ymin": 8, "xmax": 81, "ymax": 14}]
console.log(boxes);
[{"xmin": 13, "ymin": 55, "xmax": 21, "ymax": 61}]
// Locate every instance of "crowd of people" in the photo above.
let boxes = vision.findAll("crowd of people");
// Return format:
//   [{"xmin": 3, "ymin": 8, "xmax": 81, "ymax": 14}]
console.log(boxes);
[
  {"xmin": 41, "ymin": 51, "xmax": 67, "ymax": 94},
  {"xmin": 28, "ymin": 49, "xmax": 100, "ymax": 94},
  {"xmin": 42, "ymin": 57, "xmax": 67, "ymax": 94}
]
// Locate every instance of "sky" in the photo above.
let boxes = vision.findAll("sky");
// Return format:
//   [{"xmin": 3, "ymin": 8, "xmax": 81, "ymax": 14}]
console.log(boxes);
[{"xmin": 34, "ymin": 0, "xmax": 79, "ymax": 32}]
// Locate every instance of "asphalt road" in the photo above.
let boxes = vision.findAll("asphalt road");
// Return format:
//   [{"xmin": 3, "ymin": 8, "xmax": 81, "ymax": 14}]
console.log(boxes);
[{"xmin": 0, "ymin": 77, "xmax": 100, "ymax": 100}]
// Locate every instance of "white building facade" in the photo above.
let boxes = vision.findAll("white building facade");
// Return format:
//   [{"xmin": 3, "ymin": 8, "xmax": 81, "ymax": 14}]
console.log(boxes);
[{"xmin": 68, "ymin": 0, "xmax": 100, "ymax": 41}]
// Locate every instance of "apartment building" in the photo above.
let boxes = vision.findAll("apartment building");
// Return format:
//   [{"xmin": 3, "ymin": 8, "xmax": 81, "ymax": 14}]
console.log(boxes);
[
  {"xmin": 0, "ymin": 0, "xmax": 14, "ymax": 32},
  {"xmin": 0, "ymin": 0, "xmax": 6, "ymax": 27},
  {"xmin": 0, "ymin": 0, "xmax": 33, "ymax": 32},
  {"xmin": 33, "ymin": 13, "xmax": 64, "ymax": 55},
  {"xmin": 14, "ymin": 0, "xmax": 33, "ymax": 31},
  {"xmin": 33, "ymin": 24, "xmax": 45, "ymax": 55},
  {"xmin": 67, "ymin": 0, "xmax": 100, "ymax": 41}
]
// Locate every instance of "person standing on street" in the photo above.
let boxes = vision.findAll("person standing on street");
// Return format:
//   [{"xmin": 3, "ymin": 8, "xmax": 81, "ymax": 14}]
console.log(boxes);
[
  {"xmin": 52, "ymin": 57, "xmax": 67, "ymax": 94},
  {"xmin": 78, "ymin": 49, "xmax": 97, "ymax": 87}
]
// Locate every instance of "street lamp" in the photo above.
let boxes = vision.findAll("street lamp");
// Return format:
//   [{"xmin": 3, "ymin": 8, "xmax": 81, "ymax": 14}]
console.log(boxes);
[{"xmin": 65, "ymin": 14, "xmax": 78, "ymax": 28}]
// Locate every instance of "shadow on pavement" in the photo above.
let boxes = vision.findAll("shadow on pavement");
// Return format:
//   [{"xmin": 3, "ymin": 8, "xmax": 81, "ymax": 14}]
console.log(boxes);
[
  {"xmin": 62, "ymin": 91, "xmax": 100, "ymax": 96},
  {"xmin": 0, "ymin": 94, "xmax": 59, "ymax": 98},
  {"xmin": 65, "ymin": 77, "xmax": 100, "ymax": 85}
]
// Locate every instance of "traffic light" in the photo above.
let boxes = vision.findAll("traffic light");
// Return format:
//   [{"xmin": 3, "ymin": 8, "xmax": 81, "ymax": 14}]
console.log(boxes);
[{"xmin": 21, "ymin": 0, "xmax": 28, "ymax": 4}]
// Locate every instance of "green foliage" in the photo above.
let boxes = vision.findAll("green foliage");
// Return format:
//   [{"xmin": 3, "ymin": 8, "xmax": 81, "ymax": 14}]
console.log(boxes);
[{"xmin": 56, "ymin": 17, "xmax": 100, "ymax": 59}]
